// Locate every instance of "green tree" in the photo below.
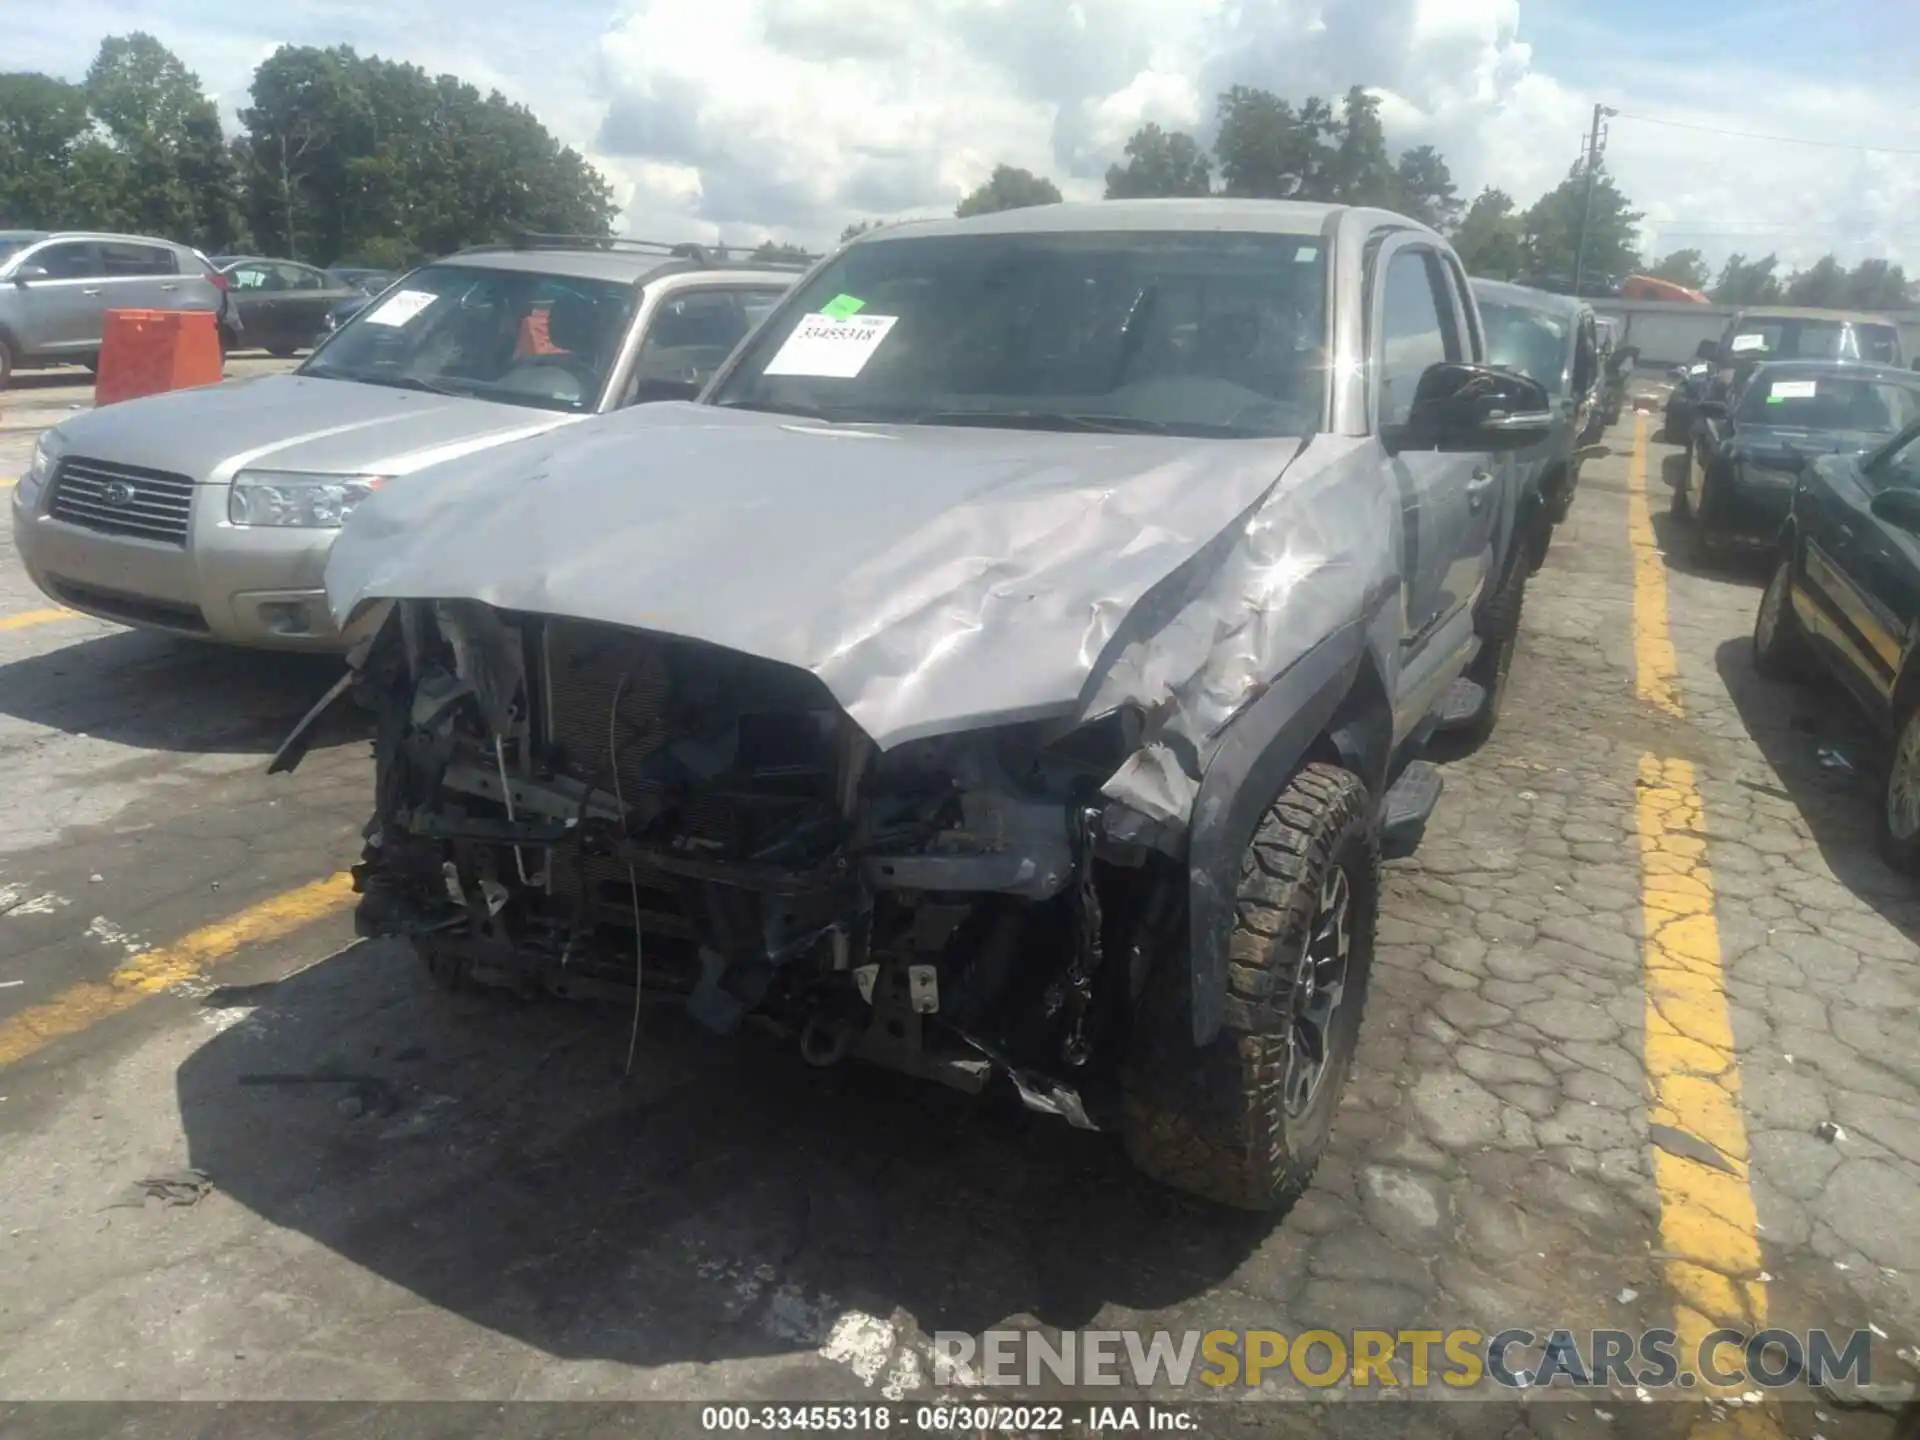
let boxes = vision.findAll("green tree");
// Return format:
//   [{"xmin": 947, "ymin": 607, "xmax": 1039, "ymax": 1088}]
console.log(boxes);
[
  {"xmin": 1646, "ymin": 248, "xmax": 1710, "ymax": 291},
  {"xmin": 839, "ymin": 220, "xmax": 884, "ymax": 242},
  {"xmin": 1450, "ymin": 187, "xmax": 1525, "ymax": 279},
  {"xmin": 1213, "ymin": 85, "xmax": 1336, "ymax": 200},
  {"xmin": 1845, "ymin": 257, "xmax": 1909, "ymax": 310},
  {"xmin": 1785, "ymin": 254, "xmax": 1849, "ymax": 308},
  {"xmin": 955, "ymin": 163, "xmax": 1062, "ymax": 217},
  {"xmin": 1393, "ymin": 145, "xmax": 1460, "ymax": 230},
  {"xmin": 0, "ymin": 73, "xmax": 98, "ymax": 226},
  {"xmin": 751, "ymin": 240, "xmax": 812, "ymax": 263},
  {"xmin": 1711, "ymin": 252, "xmax": 1783, "ymax": 305},
  {"xmin": 86, "ymin": 34, "xmax": 246, "ymax": 249},
  {"xmin": 1520, "ymin": 161, "xmax": 1642, "ymax": 289},
  {"xmin": 1329, "ymin": 86, "xmax": 1396, "ymax": 207},
  {"xmin": 1103, "ymin": 123, "xmax": 1211, "ymax": 199},
  {"xmin": 239, "ymin": 46, "xmax": 615, "ymax": 265}
]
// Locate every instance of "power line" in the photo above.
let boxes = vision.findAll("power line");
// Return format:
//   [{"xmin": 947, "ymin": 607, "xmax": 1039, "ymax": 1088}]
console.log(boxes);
[{"xmin": 1613, "ymin": 110, "xmax": 1920, "ymax": 156}]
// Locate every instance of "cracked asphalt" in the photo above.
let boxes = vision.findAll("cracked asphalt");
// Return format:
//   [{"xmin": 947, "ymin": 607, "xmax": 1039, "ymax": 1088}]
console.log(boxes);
[{"xmin": 1, "ymin": 391, "xmax": 1918, "ymax": 1439}]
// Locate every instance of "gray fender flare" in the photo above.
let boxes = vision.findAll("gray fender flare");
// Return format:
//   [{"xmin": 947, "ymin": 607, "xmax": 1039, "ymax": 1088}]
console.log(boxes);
[{"xmin": 1183, "ymin": 621, "xmax": 1368, "ymax": 1045}]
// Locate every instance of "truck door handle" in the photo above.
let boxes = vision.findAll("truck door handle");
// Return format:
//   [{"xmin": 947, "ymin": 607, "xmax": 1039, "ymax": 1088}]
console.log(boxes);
[
  {"xmin": 159, "ymin": 283, "xmax": 179, "ymax": 291},
  {"xmin": 81, "ymin": 287, "xmax": 103, "ymax": 296},
  {"xmin": 1467, "ymin": 470, "xmax": 1496, "ymax": 508}
]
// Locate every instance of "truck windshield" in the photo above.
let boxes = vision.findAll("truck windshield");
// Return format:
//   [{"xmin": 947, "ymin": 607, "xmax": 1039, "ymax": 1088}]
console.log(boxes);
[
  {"xmin": 1480, "ymin": 301, "xmax": 1570, "ymax": 397},
  {"xmin": 300, "ymin": 264, "xmax": 637, "ymax": 413},
  {"xmin": 709, "ymin": 230, "xmax": 1329, "ymax": 438}
]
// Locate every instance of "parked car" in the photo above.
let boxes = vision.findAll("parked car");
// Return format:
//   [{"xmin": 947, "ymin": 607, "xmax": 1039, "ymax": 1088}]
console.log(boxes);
[
  {"xmin": 1667, "ymin": 307, "xmax": 1905, "ymax": 441},
  {"xmin": 1753, "ymin": 418, "xmax": 1920, "ymax": 870},
  {"xmin": 321, "ymin": 290, "xmax": 380, "ymax": 336},
  {"xmin": 216, "ymin": 257, "xmax": 367, "ymax": 357},
  {"xmin": 329, "ymin": 268, "xmax": 397, "ymax": 295},
  {"xmin": 282, "ymin": 200, "xmax": 1552, "ymax": 1212},
  {"xmin": 1674, "ymin": 361, "xmax": 1920, "ymax": 563},
  {"xmin": 11, "ymin": 238, "xmax": 802, "ymax": 648},
  {"xmin": 1593, "ymin": 314, "xmax": 1637, "ymax": 430},
  {"xmin": 1472, "ymin": 277, "xmax": 1603, "ymax": 568},
  {"xmin": 0, "ymin": 231, "xmax": 228, "ymax": 388}
]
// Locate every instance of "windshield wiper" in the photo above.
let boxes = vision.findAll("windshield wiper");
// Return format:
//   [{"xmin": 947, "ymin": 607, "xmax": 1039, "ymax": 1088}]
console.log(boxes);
[
  {"xmin": 712, "ymin": 397, "xmax": 902, "ymax": 423},
  {"xmin": 909, "ymin": 410, "xmax": 1172, "ymax": 435},
  {"xmin": 306, "ymin": 366, "xmax": 468, "ymax": 398}
]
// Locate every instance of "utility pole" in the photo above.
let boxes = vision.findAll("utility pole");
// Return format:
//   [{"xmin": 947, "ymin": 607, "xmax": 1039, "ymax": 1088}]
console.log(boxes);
[{"xmin": 1571, "ymin": 103, "xmax": 1618, "ymax": 295}]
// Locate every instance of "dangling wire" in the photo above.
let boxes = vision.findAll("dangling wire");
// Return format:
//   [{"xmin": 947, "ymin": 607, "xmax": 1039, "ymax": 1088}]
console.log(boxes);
[
  {"xmin": 493, "ymin": 735, "xmax": 540, "ymax": 887},
  {"xmin": 609, "ymin": 672, "xmax": 645, "ymax": 1075}
]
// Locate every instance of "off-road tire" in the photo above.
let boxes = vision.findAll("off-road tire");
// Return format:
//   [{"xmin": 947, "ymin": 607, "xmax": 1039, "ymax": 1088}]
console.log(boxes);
[
  {"xmin": 1688, "ymin": 463, "xmax": 1719, "ymax": 565},
  {"xmin": 1878, "ymin": 705, "xmax": 1920, "ymax": 877},
  {"xmin": 1122, "ymin": 763, "xmax": 1378, "ymax": 1211},
  {"xmin": 1752, "ymin": 553, "xmax": 1810, "ymax": 682},
  {"xmin": 1669, "ymin": 458, "xmax": 1691, "ymax": 518}
]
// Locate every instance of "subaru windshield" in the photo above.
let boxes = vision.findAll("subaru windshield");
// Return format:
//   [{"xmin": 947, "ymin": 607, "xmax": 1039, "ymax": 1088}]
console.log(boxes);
[
  {"xmin": 300, "ymin": 264, "xmax": 637, "ymax": 413},
  {"xmin": 709, "ymin": 229, "xmax": 1329, "ymax": 438}
]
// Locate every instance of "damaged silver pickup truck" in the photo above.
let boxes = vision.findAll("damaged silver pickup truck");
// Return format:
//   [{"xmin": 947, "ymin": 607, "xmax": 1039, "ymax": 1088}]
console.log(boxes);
[{"xmin": 279, "ymin": 200, "xmax": 1551, "ymax": 1211}]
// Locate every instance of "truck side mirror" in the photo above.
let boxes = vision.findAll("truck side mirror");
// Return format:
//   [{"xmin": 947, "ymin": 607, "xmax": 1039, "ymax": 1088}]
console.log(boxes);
[
  {"xmin": 12, "ymin": 264, "xmax": 49, "ymax": 284},
  {"xmin": 1393, "ymin": 362, "xmax": 1553, "ymax": 454},
  {"xmin": 1695, "ymin": 339, "xmax": 1720, "ymax": 362}
]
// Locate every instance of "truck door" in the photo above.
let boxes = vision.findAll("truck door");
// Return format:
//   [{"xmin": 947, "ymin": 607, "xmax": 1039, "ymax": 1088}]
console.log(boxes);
[{"xmin": 1372, "ymin": 238, "xmax": 1493, "ymax": 660}]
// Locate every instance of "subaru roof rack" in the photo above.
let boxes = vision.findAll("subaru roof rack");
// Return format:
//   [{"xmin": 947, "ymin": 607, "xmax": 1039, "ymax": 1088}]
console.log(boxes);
[{"xmin": 460, "ymin": 231, "xmax": 818, "ymax": 272}]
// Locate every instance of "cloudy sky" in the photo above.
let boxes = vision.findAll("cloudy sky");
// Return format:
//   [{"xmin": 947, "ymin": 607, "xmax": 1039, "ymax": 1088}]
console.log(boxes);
[{"xmin": 12, "ymin": 0, "xmax": 1918, "ymax": 270}]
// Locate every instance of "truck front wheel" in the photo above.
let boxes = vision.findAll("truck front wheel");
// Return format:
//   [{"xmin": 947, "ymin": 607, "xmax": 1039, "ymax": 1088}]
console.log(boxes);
[{"xmin": 1122, "ymin": 763, "xmax": 1378, "ymax": 1211}]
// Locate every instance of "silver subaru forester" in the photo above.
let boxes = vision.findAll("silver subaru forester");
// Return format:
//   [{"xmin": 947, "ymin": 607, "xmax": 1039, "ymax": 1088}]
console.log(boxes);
[{"xmin": 11, "ymin": 238, "xmax": 801, "ymax": 650}]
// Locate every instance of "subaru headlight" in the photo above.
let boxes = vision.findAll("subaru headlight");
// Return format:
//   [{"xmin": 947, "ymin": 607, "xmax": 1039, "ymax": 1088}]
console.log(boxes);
[
  {"xmin": 18, "ymin": 429, "xmax": 65, "ymax": 507},
  {"xmin": 229, "ymin": 470, "xmax": 385, "ymax": 528}
]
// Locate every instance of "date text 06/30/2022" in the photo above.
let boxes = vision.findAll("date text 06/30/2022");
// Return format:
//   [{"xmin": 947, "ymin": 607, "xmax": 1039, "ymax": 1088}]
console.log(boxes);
[{"xmin": 699, "ymin": 1404, "xmax": 1194, "ymax": 1432}]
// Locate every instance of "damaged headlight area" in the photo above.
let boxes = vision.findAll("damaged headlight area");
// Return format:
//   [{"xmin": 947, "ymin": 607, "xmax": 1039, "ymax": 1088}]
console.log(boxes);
[
  {"xmin": 349, "ymin": 601, "xmax": 1184, "ymax": 1126},
  {"xmin": 229, "ymin": 470, "xmax": 385, "ymax": 528}
]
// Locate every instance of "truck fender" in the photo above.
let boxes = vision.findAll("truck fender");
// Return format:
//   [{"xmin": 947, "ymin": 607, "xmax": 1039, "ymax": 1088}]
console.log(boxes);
[{"xmin": 1183, "ymin": 620, "xmax": 1368, "ymax": 1045}]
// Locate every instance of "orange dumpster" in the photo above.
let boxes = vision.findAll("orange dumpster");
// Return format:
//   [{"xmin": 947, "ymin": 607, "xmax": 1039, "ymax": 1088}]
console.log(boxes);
[{"xmin": 94, "ymin": 308, "xmax": 224, "ymax": 407}]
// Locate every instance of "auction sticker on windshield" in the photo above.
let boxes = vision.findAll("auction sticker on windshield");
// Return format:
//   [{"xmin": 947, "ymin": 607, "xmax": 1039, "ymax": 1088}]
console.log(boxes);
[
  {"xmin": 763, "ymin": 313, "xmax": 898, "ymax": 379},
  {"xmin": 1767, "ymin": 379, "xmax": 1819, "ymax": 401},
  {"xmin": 365, "ymin": 289, "xmax": 439, "ymax": 327},
  {"xmin": 1729, "ymin": 333, "xmax": 1768, "ymax": 353}
]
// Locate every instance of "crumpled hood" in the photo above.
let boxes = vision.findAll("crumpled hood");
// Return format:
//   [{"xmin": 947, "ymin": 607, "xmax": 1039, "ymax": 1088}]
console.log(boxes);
[
  {"xmin": 47, "ymin": 373, "xmax": 582, "ymax": 482},
  {"xmin": 326, "ymin": 402, "xmax": 1304, "ymax": 748}
]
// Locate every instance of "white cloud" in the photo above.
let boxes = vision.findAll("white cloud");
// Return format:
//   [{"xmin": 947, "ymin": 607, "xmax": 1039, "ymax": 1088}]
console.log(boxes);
[
  {"xmin": 585, "ymin": 0, "xmax": 1606, "ymax": 244},
  {"xmin": 18, "ymin": 0, "xmax": 1918, "ymax": 272}
]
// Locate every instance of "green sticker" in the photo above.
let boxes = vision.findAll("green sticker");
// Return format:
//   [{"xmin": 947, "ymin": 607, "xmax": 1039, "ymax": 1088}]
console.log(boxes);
[
  {"xmin": 1766, "ymin": 394, "xmax": 1784, "ymax": 403},
  {"xmin": 818, "ymin": 293, "xmax": 865, "ymax": 319}
]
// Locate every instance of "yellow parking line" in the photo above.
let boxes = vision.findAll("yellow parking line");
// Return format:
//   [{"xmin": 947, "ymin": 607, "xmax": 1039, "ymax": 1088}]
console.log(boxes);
[
  {"xmin": 0, "ymin": 871, "xmax": 355, "ymax": 1069},
  {"xmin": 1627, "ymin": 416, "xmax": 1776, "ymax": 1432},
  {"xmin": 0, "ymin": 607, "xmax": 76, "ymax": 632}
]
